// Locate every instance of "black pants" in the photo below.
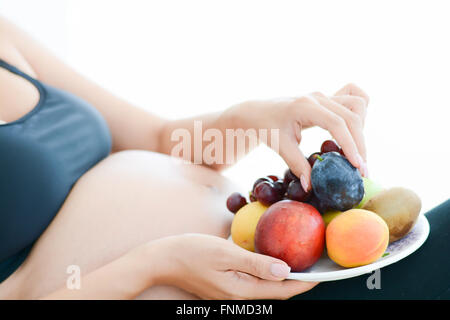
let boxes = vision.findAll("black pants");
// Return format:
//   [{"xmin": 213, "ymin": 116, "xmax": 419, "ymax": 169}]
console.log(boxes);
[{"xmin": 293, "ymin": 199, "xmax": 450, "ymax": 300}]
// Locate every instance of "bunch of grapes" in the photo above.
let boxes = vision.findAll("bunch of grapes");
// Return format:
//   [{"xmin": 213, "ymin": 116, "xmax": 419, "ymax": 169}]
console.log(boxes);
[{"xmin": 226, "ymin": 140, "xmax": 345, "ymax": 214}]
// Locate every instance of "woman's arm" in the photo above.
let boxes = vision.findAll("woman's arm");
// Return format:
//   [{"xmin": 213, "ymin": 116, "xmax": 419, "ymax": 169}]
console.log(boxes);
[
  {"xmin": 3, "ymin": 17, "xmax": 369, "ymax": 184},
  {"xmin": 42, "ymin": 234, "xmax": 316, "ymax": 300},
  {"xmin": 159, "ymin": 90, "xmax": 369, "ymax": 186},
  {"xmin": 42, "ymin": 245, "xmax": 156, "ymax": 299},
  {"xmin": 1, "ymin": 16, "xmax": 167, "ymax": 154},
  {"xmin": 1, "ymin": 17, "xmax": 267, "ymax": 168}
]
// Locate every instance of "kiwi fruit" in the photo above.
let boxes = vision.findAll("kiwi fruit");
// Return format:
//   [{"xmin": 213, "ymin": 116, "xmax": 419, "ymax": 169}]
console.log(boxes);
[{"xmin": 362, "ymin": 187, "xmax": 421, "ymax": 243}]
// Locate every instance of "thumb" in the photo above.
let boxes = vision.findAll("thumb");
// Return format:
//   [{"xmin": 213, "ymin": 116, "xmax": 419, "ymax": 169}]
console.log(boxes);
[{"xmin": 231, "ymin": 247, "xmax": 291, "ymax": 281}]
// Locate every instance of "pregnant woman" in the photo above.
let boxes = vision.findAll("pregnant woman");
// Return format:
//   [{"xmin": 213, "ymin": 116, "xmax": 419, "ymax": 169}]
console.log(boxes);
[{"xmin": 0, "ymin": 17, "xmax": 448, "ymax": 300}]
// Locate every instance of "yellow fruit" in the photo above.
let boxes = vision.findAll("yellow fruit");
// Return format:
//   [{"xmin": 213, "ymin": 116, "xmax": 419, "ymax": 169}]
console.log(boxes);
[
  {"xmin": 322, "ymin": 210, "xmax": 342, "ymax": 227},
  {"xmin": 355, "ymin": 177, "xmax": 384, "ymax": 208},
  {"xmin": 231, "ymin": 201, "xmax": 268, "ymax": 251}
]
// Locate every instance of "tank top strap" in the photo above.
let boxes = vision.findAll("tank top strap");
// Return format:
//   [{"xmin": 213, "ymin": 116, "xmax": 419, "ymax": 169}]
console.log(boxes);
[
  {"xmin": 0, "ymin": 58, "xmax": 40, "ymax": 84},
  {"xmin": 0, "ymin": 58, "xmax": 46, "ymax": 126}
]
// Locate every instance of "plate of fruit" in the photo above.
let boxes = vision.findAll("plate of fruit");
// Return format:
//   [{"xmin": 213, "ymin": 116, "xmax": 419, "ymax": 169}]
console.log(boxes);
[{"xmin": 226, "ymin": 140, "xmax": 429, "ymax": 282}]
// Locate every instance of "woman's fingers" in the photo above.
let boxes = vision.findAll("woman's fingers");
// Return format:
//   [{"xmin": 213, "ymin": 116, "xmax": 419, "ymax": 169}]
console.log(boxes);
[
  {"xmin": 331, "ymin": 95, "xmax": 367, "ymax": 126},
  {"xmin": 227, "ymin": 244, "xmax": 292, "ymax": 281},
  {"xmin": 312, "ymin": 94, "xmax": 367, "ymax": 163},
  {"xmin": 276, "ymin": 88, "xmax": 369, "ymax": 188},
  {"xmin": 334, "ymin": 83, "xmax": 369, "ymax": 106},
  {"xmin": 222, "ymin": 241, "xmax": 318, "ymax": 299},
  {"xmin": 278, "ymin": 129, "xmax": 312, "ymax": 191},
  {"xmin": 251, "ymin": 279, "xmax": 319, "ymax": 300},
  {"xmin": 233, "ymin": 275, "xmax": 319, "ymax": 300},
  {"xmin": 300, "ymin": 98, "xmax": 366, "ymax": 175}
]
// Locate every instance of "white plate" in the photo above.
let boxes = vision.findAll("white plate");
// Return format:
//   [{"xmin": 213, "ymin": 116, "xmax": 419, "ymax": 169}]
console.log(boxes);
[
  {"xmin": 230, "ymin": 214, "xmax": 430, "ymax": 282},
  {"xmin": 287, "ymin": 214, "xmax": 430, "ymax": 281}
]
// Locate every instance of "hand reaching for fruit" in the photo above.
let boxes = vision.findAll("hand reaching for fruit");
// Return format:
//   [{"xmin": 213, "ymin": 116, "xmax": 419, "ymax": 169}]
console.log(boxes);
[
  {"xmin": 224, "ymin": 83, "xmax": 369, "ymax": 192},
  {"xmin": 228, "ymin": 139, "xmax": 364, "ymax": 213},
  {"xmin": 224, "ymin": 84, "xmax": 422, "ymax": 277}
]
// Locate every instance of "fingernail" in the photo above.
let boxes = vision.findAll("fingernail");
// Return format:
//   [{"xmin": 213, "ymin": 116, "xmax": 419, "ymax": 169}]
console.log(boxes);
[
  {"xmin": 270, "ymin": 263, "xmax": 291, "ymax": 278},
  {"xmin": 300, "ymin": 174, "xmax": 309, "ymax": 192},
  {"xmin": 356, "ymin": 154, "xmax": 368, "ymax": 177}
]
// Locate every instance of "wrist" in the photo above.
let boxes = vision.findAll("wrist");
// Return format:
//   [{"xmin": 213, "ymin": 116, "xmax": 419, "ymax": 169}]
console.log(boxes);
[
  {"xmin": 137, "ymin": 236, "xmax": 179, "ymax": 287},
  {"xmin": 221, "ymin": 100, "xmax": 254, "ymax": 130}
]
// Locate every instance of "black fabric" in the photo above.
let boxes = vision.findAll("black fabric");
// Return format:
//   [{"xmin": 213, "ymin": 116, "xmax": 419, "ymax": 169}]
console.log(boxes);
[
  {"xmin": 294, "ymin": 199, "xmax": 450, "ymax": 299},
  {"xmin": 0, "ymin": 59, "xmax": 112, "ymax": 282}
]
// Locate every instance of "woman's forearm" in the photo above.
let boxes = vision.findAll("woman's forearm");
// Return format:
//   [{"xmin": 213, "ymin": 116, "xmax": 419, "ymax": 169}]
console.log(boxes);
[
  {"xmin": 41, "ymin": 245, "xmax": 159, "ymax": 300},
  {"xmin": 158, "ymin": 101, "xmax": 260, "ymax": 171}
]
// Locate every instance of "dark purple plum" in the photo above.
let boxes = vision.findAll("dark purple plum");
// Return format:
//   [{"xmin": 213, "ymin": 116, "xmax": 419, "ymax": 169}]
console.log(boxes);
[
  {"xmin": 311, "ymin": 152, "xmax": 363, "ymax": 211},
  {"xmin": 307, "ymin": 192, "xmax": 329, "ymax": 214}
]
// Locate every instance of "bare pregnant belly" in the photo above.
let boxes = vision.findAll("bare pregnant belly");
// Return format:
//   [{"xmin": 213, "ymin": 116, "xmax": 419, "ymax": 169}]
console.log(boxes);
[
  {"xmin": 71, "ymin": 151, "xmax": 236, "ymax": 231},
  {"xmin": 5, "ymin": 150, "xmax": 236, "ymax": 298},
  {"xmin": 63, "ymin": 150, "xmax": 236, "ymax": 240}
]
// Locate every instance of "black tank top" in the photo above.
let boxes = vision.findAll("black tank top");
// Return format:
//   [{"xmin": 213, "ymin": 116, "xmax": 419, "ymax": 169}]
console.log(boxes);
[{"xmin": 0, "ymin": 59, "xmax": 112, "ymax": 282}]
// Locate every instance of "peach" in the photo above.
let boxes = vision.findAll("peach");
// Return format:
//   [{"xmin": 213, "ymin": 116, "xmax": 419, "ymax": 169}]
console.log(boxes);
[
  {"xmin": 231, "ymin": 201, "xmax": 268, "ymax": 251},
  {"xmin": 326, "ymin": 209, "xmax": 389, "ymax": 268}
]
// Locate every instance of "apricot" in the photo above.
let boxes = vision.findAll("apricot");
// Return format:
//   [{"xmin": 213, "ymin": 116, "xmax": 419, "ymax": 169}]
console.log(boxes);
[
  {"xmin": 231, "ymin": 201, "xmax": 268, "ymax": 251},
  {"xmin": 326, "ymin": 209, "xmax": 389, "ymax": 268}
]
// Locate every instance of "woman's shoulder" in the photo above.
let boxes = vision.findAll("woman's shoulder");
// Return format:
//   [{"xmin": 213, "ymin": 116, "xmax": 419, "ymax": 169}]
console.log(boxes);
[
  {"xmin": 0, "ymin": 16, "xmax": 18, "ymax": 59},
  {"xmin": 0, "ymin": 15, "xmax": 10, "ymax": 38}
]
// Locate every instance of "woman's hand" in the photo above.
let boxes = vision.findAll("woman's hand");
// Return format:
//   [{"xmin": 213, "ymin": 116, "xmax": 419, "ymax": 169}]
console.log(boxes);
[
  {"xmin": 227, "ymin": 83, "xmax": 369, "ymax": 192},
  {"xmin": 145, "ymin": 233, "xmax": 318, "ymax": 300}
]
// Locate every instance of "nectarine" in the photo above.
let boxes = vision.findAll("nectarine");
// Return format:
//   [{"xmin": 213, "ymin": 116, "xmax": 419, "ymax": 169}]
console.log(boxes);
[{"xmin": 254, "ymin": 200, "xmax": 325, "ymax": 272}]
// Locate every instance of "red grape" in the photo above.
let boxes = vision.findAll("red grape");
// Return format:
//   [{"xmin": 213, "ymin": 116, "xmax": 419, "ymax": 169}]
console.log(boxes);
[
  {"xmin": 321, "ymin": 140, "xmax": 340, "ymax": 154},
  {"xmin": 253, "ymin": 177, "xmax": 272, "ymax": 192},
  {"xmin": 249, "ymin": 192, "xmax": 257, "ymax": 202},
  {"xmin": 286, "ymin": 179, "xmax": 311, "ymax": 202},
  {"xmin": 308, "ymin": 152, "xmax": 322, "ymax": 167},
  {"xmin": 283, "ymin": 169, "xmax": 298, "ymax": 189},
  {"xmin": 267, "ymin": 175, "xmax": 279, "ymax": 182},
  {"xmin": 254, "ymin": 181, "xmax": 283, "ymax": 206},
  {"xmin": 226, "ymin": 192, "xmax": 248, "ymax": 213},
  {"xmin": 273, "ymin": 179, "xmax": 286, "ymax": 196}
]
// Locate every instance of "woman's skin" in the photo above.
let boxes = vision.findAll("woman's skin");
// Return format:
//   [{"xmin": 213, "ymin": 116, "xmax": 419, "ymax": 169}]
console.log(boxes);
[{"xmin": 0, "ymin": 16, "xmax": 369, "ymax": 299}]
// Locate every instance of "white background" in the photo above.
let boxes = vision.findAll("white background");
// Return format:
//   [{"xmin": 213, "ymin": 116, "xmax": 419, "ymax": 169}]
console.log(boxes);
[{"xmin": 1, "ymin": 0, "xmax": 449, "ymax": 212}]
